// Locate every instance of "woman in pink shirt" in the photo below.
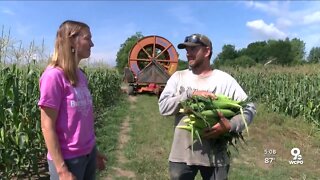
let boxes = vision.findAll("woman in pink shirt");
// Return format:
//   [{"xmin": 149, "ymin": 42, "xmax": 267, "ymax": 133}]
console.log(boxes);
[{"xmin": 38, "ymin": 20, "xmax": 106, "ymax": 180}]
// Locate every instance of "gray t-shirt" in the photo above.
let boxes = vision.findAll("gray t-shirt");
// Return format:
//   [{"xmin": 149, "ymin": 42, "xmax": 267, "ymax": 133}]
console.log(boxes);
[{"xmin": 158, "ymin": 69, "xmax": 256, "ymax": 167}]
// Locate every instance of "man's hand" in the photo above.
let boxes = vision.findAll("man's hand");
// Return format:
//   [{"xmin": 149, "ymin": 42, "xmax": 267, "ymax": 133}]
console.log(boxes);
[
  {"xmin": 192, "ymin": 90, "xmax": 216, "ymax": 100},
  {"xmin": 96, "ymin": 151, "xmax": 107, "ymax": 171},
  {"xmin": 202, "ymin": 111, "xmax": 231, "ymax": 139}
]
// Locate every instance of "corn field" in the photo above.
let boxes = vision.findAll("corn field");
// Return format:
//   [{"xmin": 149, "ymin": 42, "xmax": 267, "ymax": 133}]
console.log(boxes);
[
  {"xmin": 0, "ymin": 63, "xmax": 122, "ymax": 178},
  {"xmin": 2, "ymin": 62, "xmax": 320, "ymax": 178},
  {"xmin": 227, "ymin": 66, "xmax": 320, "ymax": 127},
  {"xmin": 0, "ymin": 64, "xmax": 43, "ymax": 178}
]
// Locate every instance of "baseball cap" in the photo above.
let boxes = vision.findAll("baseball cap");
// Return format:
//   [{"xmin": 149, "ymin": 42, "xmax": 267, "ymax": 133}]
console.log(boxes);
[{"xmin": 177, "ymin": 33, "xmax": 212, "ymax": 49}]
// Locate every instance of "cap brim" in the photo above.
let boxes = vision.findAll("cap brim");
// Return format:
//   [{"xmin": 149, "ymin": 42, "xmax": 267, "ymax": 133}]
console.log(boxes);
[{"xmin": 177, "ymin": 42, "xmax": 201, "ymax": 49}]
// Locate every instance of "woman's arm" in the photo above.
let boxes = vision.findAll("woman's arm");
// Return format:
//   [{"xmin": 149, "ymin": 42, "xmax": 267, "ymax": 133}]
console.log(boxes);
[{"xmin": 40, "ymin": 107, "xmax": 75, "ymax": 179}]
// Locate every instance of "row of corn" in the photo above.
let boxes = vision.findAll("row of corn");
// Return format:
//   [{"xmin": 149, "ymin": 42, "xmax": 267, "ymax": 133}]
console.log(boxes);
[
  {"xmin": 178, "ymin": 94, "xmax": 248, "ymax": 151},
  {"xmin": 0, "ymin": 64, "xmax": 123, "ymax": 178}
]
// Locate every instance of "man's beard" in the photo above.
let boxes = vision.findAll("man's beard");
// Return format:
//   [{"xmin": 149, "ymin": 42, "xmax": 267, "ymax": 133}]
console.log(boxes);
[{"xmin": 188, "ymin": 58, "xmax": 203, "ymax": 69}]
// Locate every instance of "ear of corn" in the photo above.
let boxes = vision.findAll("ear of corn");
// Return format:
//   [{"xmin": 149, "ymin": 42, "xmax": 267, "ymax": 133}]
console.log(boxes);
[
  {"xmin": 211, "ymin": 101, "xmax": 242, "ymax": 109},
  {"xmin": 201, "ymin": 109, "xmax": 236, "ymax": 119},
  {"xmin": 178, "ymin": 94, "xmax": 248, "ymax": 152}
]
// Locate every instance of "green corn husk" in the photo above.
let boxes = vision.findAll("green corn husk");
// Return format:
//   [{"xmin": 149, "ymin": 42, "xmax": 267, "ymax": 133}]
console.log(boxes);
[{"xmin": 178, "ymin": 94, "xmax": 249, "ymax": 152}]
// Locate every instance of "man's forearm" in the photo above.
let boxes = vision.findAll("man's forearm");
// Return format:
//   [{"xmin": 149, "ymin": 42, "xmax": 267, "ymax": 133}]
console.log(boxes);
[
  {"xmin": 158, "ymin": 88, "xmax": 193, "ymax": 116},
  {"xmin": 229, "ymin": 102, "xmax": 256, "ymax": 133}
]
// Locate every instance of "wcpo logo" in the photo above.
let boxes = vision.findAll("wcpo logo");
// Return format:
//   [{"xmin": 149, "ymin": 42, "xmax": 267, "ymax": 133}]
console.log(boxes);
[{"xmin": 288, "ymin": 148, "xmax": 303, "ymax": 165}]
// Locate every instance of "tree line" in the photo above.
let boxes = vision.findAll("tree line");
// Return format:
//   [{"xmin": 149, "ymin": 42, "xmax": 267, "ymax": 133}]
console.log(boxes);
[
  {"xmin": 115, "ymin": 33, "xmax": 320, "ymax": 72},
  {"xmin": 214, "ymin": 38, "xmax": 320, "ymax": 68}
]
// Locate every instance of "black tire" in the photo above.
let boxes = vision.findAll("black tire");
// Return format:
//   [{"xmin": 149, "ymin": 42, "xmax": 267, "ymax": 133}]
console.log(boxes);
[{"xmin": 128, "ymin": 86, "xmax": 135, "ymax": 95}]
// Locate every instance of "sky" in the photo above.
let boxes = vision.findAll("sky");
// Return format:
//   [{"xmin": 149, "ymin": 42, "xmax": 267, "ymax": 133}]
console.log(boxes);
[{"xmin": 1, "ymin": 1, "xmax": 320, "ymax": 66}]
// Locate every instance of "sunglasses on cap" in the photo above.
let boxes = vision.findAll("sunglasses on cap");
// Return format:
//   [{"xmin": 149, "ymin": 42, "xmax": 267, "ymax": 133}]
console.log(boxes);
[{"xmin": 184, "ymin": 35, "xmax": 207, "ymax": 46}]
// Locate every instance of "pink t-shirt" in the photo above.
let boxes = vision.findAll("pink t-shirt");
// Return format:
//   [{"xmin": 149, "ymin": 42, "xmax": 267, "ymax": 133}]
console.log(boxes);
[{"xmin": 38, "ymin": 67, "xmax": 95, "ymax": 160}]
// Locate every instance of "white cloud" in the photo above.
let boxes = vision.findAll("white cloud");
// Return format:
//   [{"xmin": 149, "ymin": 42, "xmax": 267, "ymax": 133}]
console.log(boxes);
[
  {"xmin": 244, "ymin": 1, "xmax": 285, "ymax": 16},
  {"xmin": 276, "ymin": 18, "xmax": 292, "ymax": 28},
  {"xmin": 244, "ymin": 1, "xmax": 320, "ymax": 27},
  {"xmin": 243, "ymin": 1, "xmax": 295, "ymax": 32},
  {"xmin": 243, "ymin": 1, "xmax": 320, "ymax": 53},
  {"xmin": 246, "ymin": 19, "xmax": 287, "ymax": 39},
  {"xmin": 303, "ymin": 11, "xmax": 320, "ymax": 24},
  {"xmin": 1, "ymin": 8, "xmax": 15, "ymax": 15}
]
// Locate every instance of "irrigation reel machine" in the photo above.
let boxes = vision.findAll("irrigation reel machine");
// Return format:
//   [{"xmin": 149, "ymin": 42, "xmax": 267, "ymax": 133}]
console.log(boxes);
[{"xmin": 123, "ymin": 35, "xmax": 179, "ymax": 97}]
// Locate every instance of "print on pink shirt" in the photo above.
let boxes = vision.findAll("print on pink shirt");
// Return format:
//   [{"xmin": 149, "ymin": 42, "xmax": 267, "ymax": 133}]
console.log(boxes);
[{"xmin": 70, "ymin": 86, "xmax": 93, "ymax": 117}]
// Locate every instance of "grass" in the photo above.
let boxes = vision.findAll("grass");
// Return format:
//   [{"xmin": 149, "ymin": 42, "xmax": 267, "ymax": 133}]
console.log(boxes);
[
  {"xmin": 228, "ymin": 107, "xmax": 320, "ymax": 180},
  {"xmin": 122, "ymin": 95, "xmax": 172, "ymax": 180},
  {"xmin": 95, "ymin": 95, "xmax": 130, "ymax": 178},
  {"xmin": 98, "ymin": 94, "xmax": 320, "ymax": 180}
]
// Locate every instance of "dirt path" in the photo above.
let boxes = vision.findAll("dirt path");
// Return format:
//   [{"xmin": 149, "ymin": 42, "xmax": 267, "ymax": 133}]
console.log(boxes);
[{"xmin": 105, "ymin": 95, "xmax": 137, "ymax": 179}]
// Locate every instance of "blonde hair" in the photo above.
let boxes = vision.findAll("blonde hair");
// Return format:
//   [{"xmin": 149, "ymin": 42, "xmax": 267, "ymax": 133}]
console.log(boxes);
[{"xmin": 50, "ymin": 20, "xmax": 89, "ymax": 86}]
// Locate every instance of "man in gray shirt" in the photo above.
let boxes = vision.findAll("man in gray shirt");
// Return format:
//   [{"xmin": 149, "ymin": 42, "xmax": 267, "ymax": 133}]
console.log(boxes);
[{"xmin": 158, "ymin": 33, "xmax": 256, "ymax": 180}]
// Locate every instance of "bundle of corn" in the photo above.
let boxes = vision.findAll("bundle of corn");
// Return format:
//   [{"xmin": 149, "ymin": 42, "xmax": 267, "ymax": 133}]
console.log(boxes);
[{"xmin": 178, "ymin": 94, "xmax": 248, "ymax": 151}]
